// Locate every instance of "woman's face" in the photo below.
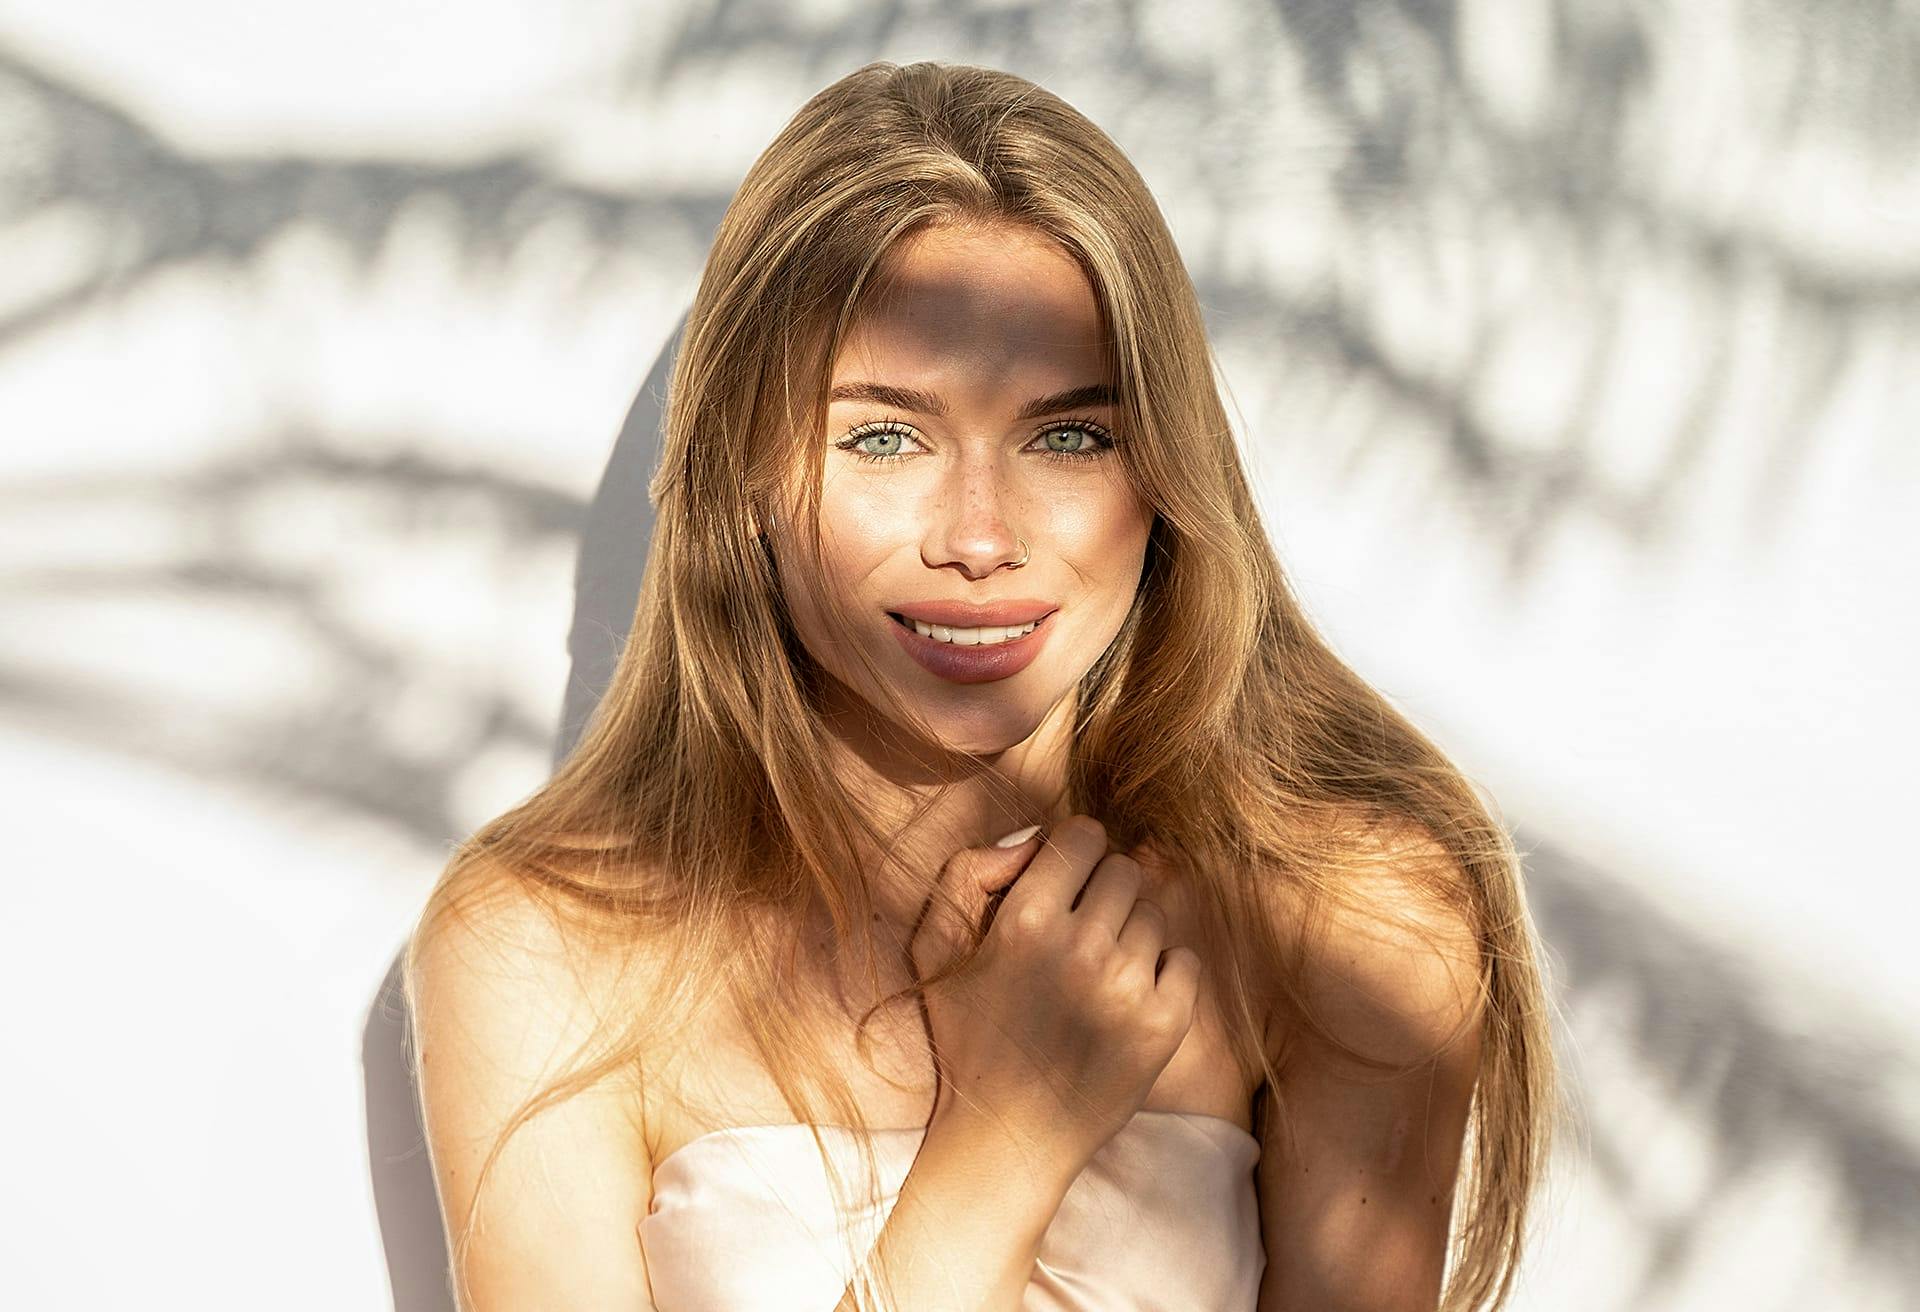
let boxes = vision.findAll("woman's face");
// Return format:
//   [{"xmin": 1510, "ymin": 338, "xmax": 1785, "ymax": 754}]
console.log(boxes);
[{"xmin": 773, "ymin": 221, "xmax": 1155, "ymax": 757}]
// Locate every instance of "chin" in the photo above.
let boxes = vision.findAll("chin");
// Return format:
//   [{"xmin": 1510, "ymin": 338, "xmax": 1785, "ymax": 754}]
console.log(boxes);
[
  {"xmin": 913, "ymin": 698, "xmax": 1054, "ymax": 756},
  {"xmin": 839, "ymin": 676, "xmax": 1031, "ymax": 741}
]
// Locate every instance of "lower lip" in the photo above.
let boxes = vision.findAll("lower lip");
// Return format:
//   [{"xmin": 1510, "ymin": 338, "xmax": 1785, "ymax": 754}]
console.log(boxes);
[{"xmin": 886, "ymin": 610, "xmax": 1057, "ymax": 684}]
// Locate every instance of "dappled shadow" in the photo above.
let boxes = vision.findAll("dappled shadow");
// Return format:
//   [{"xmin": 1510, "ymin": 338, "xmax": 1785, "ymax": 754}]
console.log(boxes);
[
  {"xmin": 0, "ymin": 44, "xmax": 729, "ymax": 351},
  {"xmin": 2, "ymin": 3, "xmax": 1913, "ymax": 1307},
  {"xmin": 1523, "ymin": 831, "xmax": 1920, "ymax": 1303},
  {"xmin": 0, "ymin": 434, "xmax": 581, "ymax": 849},
  {"xmin": 3, "ymin": 2, "xmax": 1913, "ymax": 575}
]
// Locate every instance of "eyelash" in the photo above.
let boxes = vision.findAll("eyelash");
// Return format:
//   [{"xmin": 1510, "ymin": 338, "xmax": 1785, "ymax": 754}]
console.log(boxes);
[{"xmin": 834, "ymin": 415, "xmax": 1118, "ymax": 465}]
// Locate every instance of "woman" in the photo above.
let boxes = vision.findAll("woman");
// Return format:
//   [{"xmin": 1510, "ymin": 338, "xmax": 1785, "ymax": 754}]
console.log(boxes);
[{"xmin": 405, "ymin": 60, "xmax": 1565, "ymax": 1312}]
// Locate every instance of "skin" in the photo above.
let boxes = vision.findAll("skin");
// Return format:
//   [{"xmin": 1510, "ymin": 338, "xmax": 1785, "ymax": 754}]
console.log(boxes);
[{"xmin": 762, "ymin": 219, "xmax": 1157, "ymax": 977}]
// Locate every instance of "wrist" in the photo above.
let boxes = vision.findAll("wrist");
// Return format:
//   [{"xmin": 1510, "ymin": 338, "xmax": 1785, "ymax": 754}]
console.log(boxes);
[{"xmin": 925, "ymin": 1094, "xmax": 1084, "ymax": 1198}]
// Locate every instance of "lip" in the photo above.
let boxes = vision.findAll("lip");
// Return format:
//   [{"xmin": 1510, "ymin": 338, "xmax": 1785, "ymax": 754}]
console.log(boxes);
[
  {"xmin": 886, "ymin": 609, "xmax": 1056, "ymax": 685},
  {"xmin": 887, "ymin": 598, "xmax": 1060, "ymax": 627}
]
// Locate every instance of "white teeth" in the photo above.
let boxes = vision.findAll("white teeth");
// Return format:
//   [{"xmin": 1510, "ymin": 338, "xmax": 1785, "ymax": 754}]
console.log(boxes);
[{"xmin": 899, "ymin": 615, "xmax": 1041, "ymax": 645}]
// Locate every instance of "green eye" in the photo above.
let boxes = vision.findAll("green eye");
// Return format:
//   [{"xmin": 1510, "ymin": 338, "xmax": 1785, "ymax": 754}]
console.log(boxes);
[
  {"xmin": 1041, "ymin": 427, "xmax": 1094, "ymax": 455},
  {"xmin": 835, "ymin": 417, "xmax": 1117, "ymax": 465},
  {"xmin": 851, "ymin": 429, "xmax": 907, "ymax": 458}
]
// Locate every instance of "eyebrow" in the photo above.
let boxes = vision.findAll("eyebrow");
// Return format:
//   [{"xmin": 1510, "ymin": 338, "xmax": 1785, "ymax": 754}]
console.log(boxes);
[{"xmin": 827, "ymin": 381, "xmax": 1118, "ymax": 420}]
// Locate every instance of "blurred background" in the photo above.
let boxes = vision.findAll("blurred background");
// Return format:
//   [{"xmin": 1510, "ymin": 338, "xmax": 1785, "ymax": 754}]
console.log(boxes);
[{"xmin": 3, "ymin": 1, "xmax": 1915, "ymax": 1308}]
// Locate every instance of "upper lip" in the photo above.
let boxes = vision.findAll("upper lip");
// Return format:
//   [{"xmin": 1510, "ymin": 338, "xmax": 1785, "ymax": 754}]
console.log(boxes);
[{"xmin": 889, "ymin": 599, "xmax": 1059, "ymax": 627}]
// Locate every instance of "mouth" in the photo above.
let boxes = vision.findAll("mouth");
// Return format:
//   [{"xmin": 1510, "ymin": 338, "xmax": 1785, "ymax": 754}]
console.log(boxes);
[
  {"xmin": 885, "ymin": 609, "xmax": 1055, "ymax": 644},
  {"xmin": 883, "ymin": 607, "xmax": 1058, "ymax": 685}
]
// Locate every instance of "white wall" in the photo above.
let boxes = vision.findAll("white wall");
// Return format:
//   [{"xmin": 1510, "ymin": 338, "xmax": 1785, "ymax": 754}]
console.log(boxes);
[{"xmin": 3, "ymin": 2, "xmax": 1913, "ymax": 1308}]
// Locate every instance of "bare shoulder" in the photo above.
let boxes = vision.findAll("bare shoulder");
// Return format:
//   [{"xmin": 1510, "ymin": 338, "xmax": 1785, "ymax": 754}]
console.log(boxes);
[
  {"xmin": 1249, "ymin": 820, "xmax": 1487, "ymax": 1308},
  {"xmin": 1259, "ymin": 817, "xmax": 1486, "ymax": 1074},
  {"xmin": 406, "ymin": 865, "xmax": 665, "ymax": 1309},
  {"xmin": 407, "ymin": 866, "xmax": 654, "ymax": 1096}
]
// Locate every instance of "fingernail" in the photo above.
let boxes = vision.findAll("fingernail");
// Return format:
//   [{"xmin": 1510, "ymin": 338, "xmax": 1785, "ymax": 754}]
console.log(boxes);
[{"xmin": 994, "ymin": 824, "xmax": 1042, "ymax": 848}]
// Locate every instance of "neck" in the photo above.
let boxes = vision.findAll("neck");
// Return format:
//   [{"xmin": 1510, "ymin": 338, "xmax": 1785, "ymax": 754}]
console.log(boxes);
[{"xmin": 806, "ymin": 684, "xmax": 1080, "ymax": 947}]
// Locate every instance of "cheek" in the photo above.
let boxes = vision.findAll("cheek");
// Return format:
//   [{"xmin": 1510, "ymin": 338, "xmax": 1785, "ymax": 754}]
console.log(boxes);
[
  {"xmin": 785, "ymin": 493, "xmax": 895, "ymax": 622},
  {"xmin": 1059, "ymin": 486, "xmax": 1152, "ymax": 557},
  {"xmin": 1080, "ymin": 496, "xmax": 1154, "ymax": 606},
  {"xmin": 809, "ymin": 494, "xmax": 906, "ymax": 599},
  {"xmin": 823, "ymin": 488, "xmax": 907, "ymax": 554}
]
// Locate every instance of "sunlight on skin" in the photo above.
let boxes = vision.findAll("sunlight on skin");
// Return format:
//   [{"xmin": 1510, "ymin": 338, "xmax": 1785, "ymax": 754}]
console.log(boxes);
[{"xmin": 764, "ymin": 221, "xmax": 1156, "ymax": 939}]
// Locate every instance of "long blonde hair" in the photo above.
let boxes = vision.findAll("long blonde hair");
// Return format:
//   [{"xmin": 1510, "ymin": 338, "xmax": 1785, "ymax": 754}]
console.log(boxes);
[{"xmin": 406, "ymin": 58, "xmax": 1567, "ymax": 1311}]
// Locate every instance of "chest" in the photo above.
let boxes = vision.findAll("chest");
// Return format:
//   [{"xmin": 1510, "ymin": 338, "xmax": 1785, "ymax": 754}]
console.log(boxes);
[{"xmin": 642, "ymin": 886, "xmax": 1264, "ymax": 1167}]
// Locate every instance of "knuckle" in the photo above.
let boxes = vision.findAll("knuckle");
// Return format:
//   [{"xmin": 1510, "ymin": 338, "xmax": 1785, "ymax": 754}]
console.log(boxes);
[
  {"xmin": 1145, "ymin": 1000, "xmax": 1189, "ymax": 1040},
  {"xmin": 1004, "ymin": 900, "xmax": 1051, "ymax": 941},
  {"xmin": 1065, "ymin": 922, "xmax": 1110, "ymax": 965},
  {"xmin": 1088, "ymin": 972, "xmax": 1135, "ymax": 1017},
  {"xmin": 1109, "ymin": 955, "xmax": 1155, "ymax": 997}
]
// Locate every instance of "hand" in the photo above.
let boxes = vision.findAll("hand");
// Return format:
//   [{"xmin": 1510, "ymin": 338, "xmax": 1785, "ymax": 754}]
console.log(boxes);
[{"xmin": 907, "ymin": 815, "xmax": 1202, "ymax": 1177}]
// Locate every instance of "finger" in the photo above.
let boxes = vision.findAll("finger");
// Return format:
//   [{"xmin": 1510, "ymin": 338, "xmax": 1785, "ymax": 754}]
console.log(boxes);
[
  {"xmin": 978, "ymin": 879, "xmax": 1017, "ymax": 939},
  {"xmin": 1071, "ymin": 853, "xmax": 1146, "ymax": 941},
  {"xmin": 947, "ymin": 828, "xmax": 1045, "ymax": 909},
  {"xmin": 1113, "ymin": 893, "xmax": 1168, "ymax": 960},
  {"xmin": 1152, "ymin": 943, "xmax": 1203, "ymax": 1002},
  {"xmin": 997, "ymin": 814, "xmax": 1109, "ymax": 924},
  {"xmin": 920, "ymin": 828, "xmax": 1046, "ymax": 953}
]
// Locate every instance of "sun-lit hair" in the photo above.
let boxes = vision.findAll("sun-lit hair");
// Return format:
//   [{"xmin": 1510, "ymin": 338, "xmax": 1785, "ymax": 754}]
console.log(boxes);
[{"xmin": 404, "ymin": 58, "xmax": 1568, "ymax": 1312}]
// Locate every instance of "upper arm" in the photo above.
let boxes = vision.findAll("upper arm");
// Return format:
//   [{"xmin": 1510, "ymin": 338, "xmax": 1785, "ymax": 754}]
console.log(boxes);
[
  {"xmin": 407, "ymin": 878, "xmax": 660, "ymax": 1311},
  {"xmin": 1253, "ymin": 830, "xmax": 1485, "ymax": 1312}
]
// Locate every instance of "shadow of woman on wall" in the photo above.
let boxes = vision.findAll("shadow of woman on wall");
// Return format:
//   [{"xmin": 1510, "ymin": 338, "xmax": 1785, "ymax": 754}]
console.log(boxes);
[{"xmin": 360, "ymin": 311, "xmax": 685, "ymax": 1312}]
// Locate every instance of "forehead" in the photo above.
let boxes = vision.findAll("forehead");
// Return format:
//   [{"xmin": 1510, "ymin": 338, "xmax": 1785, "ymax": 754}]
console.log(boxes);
[{"xmin": 831, "ymin": 224, "xmax": 1112, "ymax": 398}]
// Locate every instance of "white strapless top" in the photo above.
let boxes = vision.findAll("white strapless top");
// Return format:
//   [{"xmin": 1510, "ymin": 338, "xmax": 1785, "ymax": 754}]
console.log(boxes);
[{"xmin": 639, "ymin": 1109, "xmax": 1266, "ymax": 1310}]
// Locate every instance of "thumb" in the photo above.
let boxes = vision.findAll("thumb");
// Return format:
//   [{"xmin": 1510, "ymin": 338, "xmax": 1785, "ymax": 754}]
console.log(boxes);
[
  {"xmin": 918, "ymin": 824, "xmax": 1046, "ymax": 959},
  {"xmin": 959, "ymin": 823, "xmax": 1047, "ymax": 938}
]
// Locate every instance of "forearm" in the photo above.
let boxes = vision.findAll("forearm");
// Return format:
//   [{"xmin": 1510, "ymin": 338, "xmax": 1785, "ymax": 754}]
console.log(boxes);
[{"xmin": 833, "ymin": 1106, "xmax": 1076, "ymax": 1312}]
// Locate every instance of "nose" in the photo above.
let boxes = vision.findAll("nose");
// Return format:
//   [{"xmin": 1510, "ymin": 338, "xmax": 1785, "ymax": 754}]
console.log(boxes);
[{"xmin": 920, "ymin": 469, "xmax": 1029, "ymax": 579}]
